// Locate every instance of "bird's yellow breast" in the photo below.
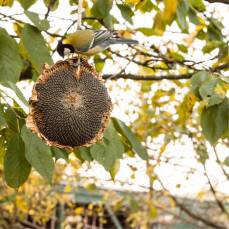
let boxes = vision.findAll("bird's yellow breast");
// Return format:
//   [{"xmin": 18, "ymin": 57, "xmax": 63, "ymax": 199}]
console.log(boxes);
[{"xmin": 63, "ymin": 30, "xmax": 95, "ymax": 52}]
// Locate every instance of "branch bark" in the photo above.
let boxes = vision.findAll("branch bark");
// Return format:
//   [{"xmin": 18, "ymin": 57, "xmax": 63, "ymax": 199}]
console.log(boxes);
[
  {"xmin": 102, "ymin": 73, "xmax": 192, "ymax": 81},
  {"xmin": 205, "ymin": 0, "xmax": 229, "ymax": 4}
]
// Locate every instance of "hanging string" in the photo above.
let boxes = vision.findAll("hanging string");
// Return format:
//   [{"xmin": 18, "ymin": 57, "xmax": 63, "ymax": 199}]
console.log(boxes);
[
  {"xmin": 76, "ymin": 0, "xmax": 83, "ymax": 79},
  {"xmin": 77, "ymin": 0, "xmax": 83, "ymax": 30}
]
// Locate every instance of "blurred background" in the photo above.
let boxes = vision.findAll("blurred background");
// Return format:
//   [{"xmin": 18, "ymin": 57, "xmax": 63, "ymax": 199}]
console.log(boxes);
[{"xmin": 0, "ymin": 0, "xmax": 228, "ymax": 228}]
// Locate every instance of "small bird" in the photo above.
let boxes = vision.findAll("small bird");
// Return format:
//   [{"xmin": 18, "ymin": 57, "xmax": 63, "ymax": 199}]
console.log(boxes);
[{"xmin": 57, "ymin": 30, "xmax": 138, "ymax": 57}]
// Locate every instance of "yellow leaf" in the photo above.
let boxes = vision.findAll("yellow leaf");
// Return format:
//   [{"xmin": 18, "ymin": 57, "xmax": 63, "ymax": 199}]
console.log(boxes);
[
  {"xmin": 214, "ymin": 84, "xmax": 226, "ymax": 97},
  {"xmin": 185, "ymin": 24, "xmax": 205, "ymax": 45},
  {"xmin": 149, "ymin": 206, "xmax": 157, "ymax": 219},
  {"xmin": 197, "ymin": 191, "xmax": 205, "ymax": 201},
  {"xmin": 64, "ymin": 184, "xmax": 72, "ymax": 193},
  {"xmin": 125, "ymin": 0, "xmax": 141, "ymax": 5},
  {"xmin": 16, "ymin": 196, "xmax": 29, "ymax": 212},
  {"xmin": 146, "ymin": 164, "xmax": 154, "ymax": 176},
  {"xmin": 13, "ymin": 22, "xmax": 24, "ymax": 36},
  {"xmin": 212, "ymin": 54, "xmax": 229, "ymax": 68},
  {"xmin": 138, "ymin": 66, "xmax": 155, "ymax": 75},
  {"xmin": 85, "ymin": 183, "xmax": 96, "ymax": 191},
  {"xmin": 75, "ymin": 207, "xmax": 84, "ymax": 215},
  {"xmin": 152, "ymin": 0, "xmax": 178, "ymax": 35},
  {"xmin": 177, "ymin": 92, "xmax": 196, "ymax": 125},
  {"xmin": 169, "ymin": 197, "xmax": 175, "ymax": 208},
  {"xmin": 153, "ymin": 12, "xmax": 166, "ymax": 36},
  {"xmin": 163, "ymin": 0, "xmax": 177, "ymax": 23},
  {"xmin": 160, "ymin": 143, "xmax": 167, "ymax": 154},
  {"xmin": 0, "ymin": 0, "xmax": 14, "ymax": 7}
]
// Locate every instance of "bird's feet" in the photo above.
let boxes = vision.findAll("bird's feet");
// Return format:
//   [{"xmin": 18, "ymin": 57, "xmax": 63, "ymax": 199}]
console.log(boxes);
[{"xmin": 76, "ymin": 57, "xmax": 81, "ymax": 81}]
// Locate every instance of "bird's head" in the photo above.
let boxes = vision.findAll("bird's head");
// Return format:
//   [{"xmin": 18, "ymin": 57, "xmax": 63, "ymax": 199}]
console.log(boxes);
[{"xmin": 57, "ymin": 40, "xmax": 74, "ymax": 58}]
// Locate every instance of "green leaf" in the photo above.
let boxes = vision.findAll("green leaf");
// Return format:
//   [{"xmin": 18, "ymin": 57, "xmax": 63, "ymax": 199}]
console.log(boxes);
[
  {"xmin": 112, "ymin": 118, "xmax": 148, "ymax": 160},
  {"xmin": 223, "ymin": 157, "xmax": 229, "ymax": 167},
  {"xmin": 78, "ymin": 147, "xmax": 93, "ymax": 162},
  {"xmin": 137, "ymin": 27, "xmax": 154, "ymax": 36},
  {"xmin": 0, "ymin": 116, "xmax": 7, "ymax": 131},
  {"xmin": 104, "ymin": 123, "xmax": 124, "ymax": 159},
  {"xmin": 191, "ymin": 71, "xmax": 211, "ymax": 99},
  {"xmin": 220, "ymin": 76, "xmax": 229, "ymax": 84},
  {"xmin": 0, "ymin": 128, "xmax": 15, "ymax": 143},
  {"xmin": 4, "ymin": 134, "xmax": 31, "ymax": 188},
  {"xmin": 0, "ymin": 136, "xmax": 6, "ymax": 164},
  {"xmin": 21, "ymin": 24, "xmax": 52, "ymax": 72},
  {"xmin": 199, "ymin": 78, "xmax": 219, "ymax": 99},
  {"xmin": 3, "ymin": 106, "xmax": 18, "ymax": 132},
  {"xmin": 109, "ymin": 160, "xmax": 120, "ymax": 180},
  {"xmin": 103, "ymin": 14, "xmax": 114, "ymax": 29},
  {"xmin": 117, "ymin": 4, "xmax": 134, "ymax": 24},
  {"xmin": 170, "ymin": 51, "xmax": 185, "ymax": 61},
  {"xmin": 94, "ymin": 55, "xmax": 105, "ymax": 72},
  {"xmin": 196, "ymin": 29, "xmax": 206, "ymax": 40},
  {"xmin": 1, "ymin": 81, "xmax": 28, "ymax": 107},
  {"xmin": 0, "ymin": 29, "xmax": 23, "ymax": 83},
  {"xmin": 177, "ymin": 44, "xmax": 188, "ymax": 53},
  {"xmin": 44, "ymin": 0, "xmax": 59, "ymax": 11},
  {"xmin": 90, "ymin": 143, "xmax": 106, "ymax": 165},
  {"xmin": 176, "ymin": 0, "xmax": 189, "ymax": 32},
  {"xmin": 202, "ymin": 41, "xmax": 223, "ymax": 53},
  {"xmin": 208, "ymin": 94, "xmax": 224, "ymax": 107},
  {"xmin": 0, "ymin": 105, "xmax": 8, "ymax": 130},
  {"xmin": 17, "ymin": 0, "xmax": 37, "ymax": 9},
  {"xmin": 207, "ymin": 22, "xmax": 222, "ymax": 41},
  {"xmin": 188, "ymin": 7, "xmax": 200, "ymax": 25},
  {"xmin": 25, "ymin": 11, "xmax": 50, "ymax": 31},
  {"xmin": 90, "ymin": 123, "xmax": 124, "ymax": 170},
  {"xmin": 201, "ymin": 98, "xmax": 229, "ymax": 145},
  {"xmin": 51, "ymin": 147, "xmax": 69, "ymax": 161},
  {"xmin": 136, "ymin": 0, "xmax": 158, "ymax": 13},
  {"xmin": 21, "ymin": 125, "xmax": 54, "ymax": 183},
  {"xmin": 91, "ymin": 0, "xmax": 113, "ymax": 18},
  {"xmin": 189, "ymin": 0, "xmax": 205, "ymax": 12}
]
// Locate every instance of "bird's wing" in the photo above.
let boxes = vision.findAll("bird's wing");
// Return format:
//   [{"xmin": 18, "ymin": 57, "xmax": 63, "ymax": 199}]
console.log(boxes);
[{"xmin": 91, "ymin": 30, "xmax": 115, "ymax": 48}]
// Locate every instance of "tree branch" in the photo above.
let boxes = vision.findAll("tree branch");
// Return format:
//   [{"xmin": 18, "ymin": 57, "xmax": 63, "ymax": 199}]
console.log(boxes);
[
  {"xmin": 157, "ymin": 177, "xmax": 226, "ymax": 229},
  {"xmin": 212, "ymin": 62, "xmax": 229, "ymax": 71},
  {"xmin": 102, "ymin": 63, "xmax": 229, "ymax": 81},
  {"xmin": 102, "ymin": 73, "xmax": 193, "ymax": 81},
  {"xmin": 205, "ymin": 0, "xmax": 229, "ymax": 4}
]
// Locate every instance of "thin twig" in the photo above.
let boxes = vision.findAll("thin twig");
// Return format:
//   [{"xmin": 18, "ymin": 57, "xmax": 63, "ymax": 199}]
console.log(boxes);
[
  {"xmin": 203, "ymin": 164, "xmax": 229, "ymax": 218},
  {"xmin": 44, "ymin": 6, "xmax": 51, "ymax": 19},
  {"xmin": 213, "ymin": 147, "xmax": 229, "ymax": 180}
]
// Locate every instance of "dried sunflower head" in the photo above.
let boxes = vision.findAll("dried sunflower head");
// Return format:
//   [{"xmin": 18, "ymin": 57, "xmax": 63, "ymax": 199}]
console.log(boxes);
[{"xmin": 26, "ymin": 58, "xmax": 112, "ymax": 149}]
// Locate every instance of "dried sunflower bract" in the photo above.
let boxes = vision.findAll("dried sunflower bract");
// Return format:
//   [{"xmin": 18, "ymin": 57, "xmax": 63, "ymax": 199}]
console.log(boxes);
[{"xmin": 26, "ymin": 58, "xmax": 112, "ymax": 149}]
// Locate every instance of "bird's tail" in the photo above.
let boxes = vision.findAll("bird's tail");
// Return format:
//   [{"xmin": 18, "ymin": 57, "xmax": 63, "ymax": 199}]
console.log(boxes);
[{"xmin": 109, "ymin": 38, "xmax": 138, "ymax": 45}]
